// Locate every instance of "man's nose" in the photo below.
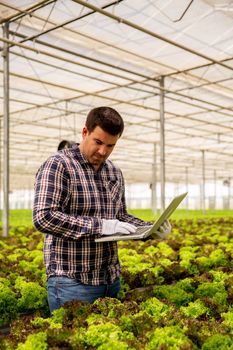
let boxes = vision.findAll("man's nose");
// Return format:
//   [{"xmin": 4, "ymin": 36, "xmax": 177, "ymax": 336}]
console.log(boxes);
[{"xmin": 98, "ymin": 145, "xmax": 107, "ymax": 156}]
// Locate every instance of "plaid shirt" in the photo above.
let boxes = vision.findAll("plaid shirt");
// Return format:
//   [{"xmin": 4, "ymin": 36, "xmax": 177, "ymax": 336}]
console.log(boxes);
[{"xmin": 33, "ymin": 144, "xmax": 146, "ymax": 285}]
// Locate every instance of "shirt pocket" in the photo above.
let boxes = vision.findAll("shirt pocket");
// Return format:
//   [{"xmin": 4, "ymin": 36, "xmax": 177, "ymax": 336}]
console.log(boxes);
[{"xmin": 104, "ymin": 176, "xmax": 123, "ymax": 206}]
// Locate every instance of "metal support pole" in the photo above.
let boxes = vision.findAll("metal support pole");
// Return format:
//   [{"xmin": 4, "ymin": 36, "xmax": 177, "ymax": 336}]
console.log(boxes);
[
  {"xmin": 201, "ymin": 150, "xmax": 206, "ymax": 214},
  {"xmin": 185, "ymin": 166, "xmax": 189, "ymax": 210},
  {"xmin": 214, "ymin": 169, "xmax": 217, "ymax": 209},
  {"xmin": 160, "ymin": 77, "xmax": 165, "ymax": 212},
  {"xmin": 2, "ymin": 22, "xmax": 10, "ymax": 237},
  {"xmin": 151, "ymin": 143, "xmax": 157, "ymax": 215},
  {"xmin": 228, "ymin": 178, "xmax": 231, "ymax": 209}
]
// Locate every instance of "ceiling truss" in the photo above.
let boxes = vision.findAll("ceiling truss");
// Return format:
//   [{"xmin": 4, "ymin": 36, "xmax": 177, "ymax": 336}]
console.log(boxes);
[{"xmin": 0, "ymin": 0, "xmax": 233, "ymax": 191}]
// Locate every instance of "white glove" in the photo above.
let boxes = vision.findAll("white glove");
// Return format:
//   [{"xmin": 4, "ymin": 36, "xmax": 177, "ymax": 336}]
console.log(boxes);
[
  {"xmin": 102, "ymin": 219, "xmax": 137, "ymax": 236},
  {"xmin": 155, "ymin": 219, "xmax": 172, "ymax": 238}
]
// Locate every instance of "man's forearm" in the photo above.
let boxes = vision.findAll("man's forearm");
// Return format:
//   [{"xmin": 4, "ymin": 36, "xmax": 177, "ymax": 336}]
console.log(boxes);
[{"xmin": 33, "ymin": 208, "xmax": 102, "ymax": 240}]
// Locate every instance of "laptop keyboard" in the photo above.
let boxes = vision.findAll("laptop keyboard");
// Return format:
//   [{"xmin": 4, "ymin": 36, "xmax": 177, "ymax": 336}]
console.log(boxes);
[
  {"xmin": 116, "ymin": 225, "xmax": 152, "ymax": 237},
  {"xmin": 134, "ymin": 226, "xmax": 151, "ymax": 235}
]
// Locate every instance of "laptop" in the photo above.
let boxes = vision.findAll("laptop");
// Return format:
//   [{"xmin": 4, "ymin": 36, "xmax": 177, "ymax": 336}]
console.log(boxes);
[{"xmin": 95, "ymin": 192, "xmax": 188, "ymax": 242}]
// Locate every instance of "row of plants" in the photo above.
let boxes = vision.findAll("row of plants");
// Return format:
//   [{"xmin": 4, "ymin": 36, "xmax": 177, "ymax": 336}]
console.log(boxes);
[
  {"xmin": 0, "ymin": 217, "xmax": 233, "ymax": 349},
  {"xmin": 0, "ymin": 226, "xmax": 49, "ymax": 328}
]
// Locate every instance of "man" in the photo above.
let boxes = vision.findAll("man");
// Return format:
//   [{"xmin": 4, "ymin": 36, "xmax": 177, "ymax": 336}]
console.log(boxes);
[{"xmin": 33, "ymin": 106, "xmax": 171, "ymax": 313}]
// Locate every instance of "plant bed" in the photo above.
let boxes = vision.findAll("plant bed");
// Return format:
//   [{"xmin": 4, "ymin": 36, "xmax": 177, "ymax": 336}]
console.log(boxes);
[{"xmin": 1, "ymin": 217, "xmax": 233, "ymax": 349}]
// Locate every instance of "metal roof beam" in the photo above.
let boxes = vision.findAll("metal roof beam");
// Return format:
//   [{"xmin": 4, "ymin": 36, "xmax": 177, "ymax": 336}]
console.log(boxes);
[
  {"xmin": 72, "ymin": 0, "xmax": 233, "ymax": 73},
  {"xmin": 5, "ymin": 32, "xmax": 233, "ymax": 117},
  {"xmin": 0, "ymin": 0, "xmax": 56, "ymax": 25}
]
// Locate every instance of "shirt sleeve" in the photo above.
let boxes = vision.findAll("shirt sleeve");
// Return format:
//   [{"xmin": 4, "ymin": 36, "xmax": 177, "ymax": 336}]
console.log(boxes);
[{"xmin": 32, "ymin": 156, "xmax": 102, "ymax": 240}]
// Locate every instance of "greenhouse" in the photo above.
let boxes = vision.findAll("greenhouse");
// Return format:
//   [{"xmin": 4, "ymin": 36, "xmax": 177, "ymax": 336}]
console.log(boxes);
[{"xmin": 1, "ymin": 0, "xmax": 233, "ymax": 349}]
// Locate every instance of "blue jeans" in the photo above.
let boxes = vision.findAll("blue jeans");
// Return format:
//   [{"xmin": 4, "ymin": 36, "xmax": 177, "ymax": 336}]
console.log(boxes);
[{"xmin": 47, "ymin": 276, "xmax": 121, "ymax": 313}]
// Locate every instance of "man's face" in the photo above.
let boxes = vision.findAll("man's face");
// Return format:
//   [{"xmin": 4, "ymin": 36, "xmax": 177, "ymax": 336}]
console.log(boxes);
[{"xmin": 79, "ymin": 126, "xmax": 120, "ymax": 170}]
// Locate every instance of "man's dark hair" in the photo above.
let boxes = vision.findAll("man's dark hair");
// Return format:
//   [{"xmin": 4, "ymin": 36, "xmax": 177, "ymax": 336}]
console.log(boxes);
[{"xmin": 86, "ymin": 106, "xmax": 124, "ymax": 136}]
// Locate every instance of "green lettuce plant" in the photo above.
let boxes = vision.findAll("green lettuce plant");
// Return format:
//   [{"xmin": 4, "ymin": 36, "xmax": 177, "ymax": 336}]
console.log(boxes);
[
  {"xmin": 82, "ymin": 322, "xmax": 135, "ymax": 348},
  {"xmin": 175, "ymin": 277, "xmax": 196, "ymax": 293},
  {"xmin": 195, "ymin": 281, "xmax": 228, "ymax": 313},
  {"xmin": 153, "ymin": 284, "xmax": 193, "ymax": 307},
  {"xmin": 208, "ymin": 249, "xmax": 228, "ymax": 267},
  {"xmin": 0, "ymin": 282, "xmax": 18, "ymax": 326},
  {"xmin": 14, "ymin": 277, "xmax": 48, "ymax": 312},
  {"xmin": 31, "ymin": 307, "xmax": 66, "ymax": 330},
  {"xmin": 157, "ymin": 241, "xmax": 176, "ymax": 258},
  {"xmin": 201, "ymin": 334, "xmax": 233, "ymax": 349},
  {"xmin": 209, "ymin": 270, "xmax": 228, "ymax": 283},
  {"xmin": 16, "ymin": 331, "xmax": 47, "ymax": 350},
  {"xmin": 139, "ymin": 297, "xmax": 171, "ymax": 321},
  {"xmin": 221, "ymin": 307, "xmax": 233, "ymax": 332},
  {"xmin": 145, "ymin": 325, "xmax": 193, "ymax": 350},
  {"xmin": 180, "ymin": 299, "xmax": 209, "ymax": 319},
  {"xmin": 179, "ymin": 246, "xmax": 199, "ymax": 275}
]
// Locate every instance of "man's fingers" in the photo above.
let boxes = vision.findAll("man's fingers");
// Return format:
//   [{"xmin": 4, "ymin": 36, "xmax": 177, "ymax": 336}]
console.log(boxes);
[
  {"xmin": 118, "ymin": 222, "xmax": 137, "ymax": 234},
  {"xmin": 156, "ymin": 219, "xmax": 172, "ymax": 238},
  {"xmin": 159, "ymin": 219, "xmax": 171, "ymax": 232}
]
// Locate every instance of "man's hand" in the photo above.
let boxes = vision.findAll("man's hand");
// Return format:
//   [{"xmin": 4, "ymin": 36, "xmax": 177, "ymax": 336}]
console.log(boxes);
[
  {"xmin": 102, "ymin": 219, "xmax": 137, "ymax": 236},
  {"xmin": 155, "ymin": 219, "xmax": 172, "ymax": 238}
]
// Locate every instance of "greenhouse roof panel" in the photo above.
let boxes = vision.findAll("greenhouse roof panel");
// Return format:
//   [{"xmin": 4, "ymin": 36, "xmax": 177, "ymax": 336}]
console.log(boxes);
[{"xmin": 0, "ymin": 0, "xmax": 233, "ymax": 189}]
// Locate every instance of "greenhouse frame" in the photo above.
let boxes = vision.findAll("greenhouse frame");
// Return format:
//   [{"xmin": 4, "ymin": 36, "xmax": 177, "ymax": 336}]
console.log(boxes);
[{"xmin": 1, "ymin": 0, "xmax": 233, "ymax": 234}]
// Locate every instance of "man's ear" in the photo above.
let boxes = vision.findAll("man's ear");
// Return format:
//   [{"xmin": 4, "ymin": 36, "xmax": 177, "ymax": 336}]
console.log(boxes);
[{"xmin": 82, "ymin": 126, "xmax": 88, "ymax": 138}]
